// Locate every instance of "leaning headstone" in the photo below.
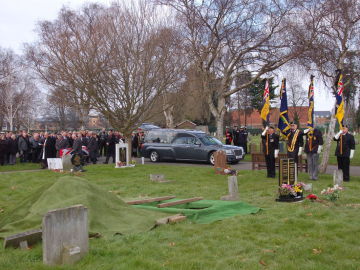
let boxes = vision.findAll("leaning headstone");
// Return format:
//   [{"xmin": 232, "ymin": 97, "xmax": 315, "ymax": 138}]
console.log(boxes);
[
  {"xmin": 42, "ymin": 205, "xmax": 88, "ymax": 266},
  {"xmin": 221, "ymin": 176, "xmax": 239, "ymax": 201},
  {"xmin": 47, "ymin": 158, "xmax": 63, "ymax": 171},
  {"xmin": 333, "ymin": 170, "xmax": 343, "ymax": 187}
]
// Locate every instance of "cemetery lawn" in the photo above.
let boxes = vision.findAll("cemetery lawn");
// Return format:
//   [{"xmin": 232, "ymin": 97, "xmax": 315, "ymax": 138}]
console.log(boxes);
[
  {"xmin": 0, "ymin": 164, "xmax": 360, "ymax": 270},
  {"xmin": 0, "ymin": 162, "xmax": 39, "ymax": 172}
]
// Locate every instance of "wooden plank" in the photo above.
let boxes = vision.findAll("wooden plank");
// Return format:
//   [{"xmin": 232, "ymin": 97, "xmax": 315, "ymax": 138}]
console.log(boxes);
[
  {"xmin": 126, "ymin": 196, "xmax": 176, "ymax": 205},
  {"xmin": 156, "ymin": 214, "xmax": 186, "ymax": 225},
  {"xmin": 4, "ymin": 228, "xmax": 42, "ymax": 249},
  {"xmin": 157, "ymin": 197, "xmax": 203, "ymax": 208}
]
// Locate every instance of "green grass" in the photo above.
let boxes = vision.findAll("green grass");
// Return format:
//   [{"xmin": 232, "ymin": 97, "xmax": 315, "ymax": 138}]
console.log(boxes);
[
  {"xmin": 0, "ymin": 164, "xmax": 360, "ymax": 269},
  {"xmin": 0, "ymin": 161, "xmax": 40, "ymax": 172}
]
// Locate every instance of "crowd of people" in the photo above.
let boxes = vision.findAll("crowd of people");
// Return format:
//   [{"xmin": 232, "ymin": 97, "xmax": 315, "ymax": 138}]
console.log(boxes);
[{"xmin": 0, "ymin": 128, "xmax": 146, "ymax": 168}]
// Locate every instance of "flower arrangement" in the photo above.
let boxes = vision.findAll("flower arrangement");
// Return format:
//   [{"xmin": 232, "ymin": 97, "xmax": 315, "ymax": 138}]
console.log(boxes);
[
  {"xmin": 321, "ymin": 185, "xmax": 343, "ymax": 202},
  {"xmin": 279, "ymin": 182, "xmax": 305, "ymax": 197}
]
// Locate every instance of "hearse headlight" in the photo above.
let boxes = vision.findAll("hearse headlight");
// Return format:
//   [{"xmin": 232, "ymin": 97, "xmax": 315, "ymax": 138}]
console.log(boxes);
[{"xmin": 225, "ymin": 149, "xmax": 233, "ymax": 155}]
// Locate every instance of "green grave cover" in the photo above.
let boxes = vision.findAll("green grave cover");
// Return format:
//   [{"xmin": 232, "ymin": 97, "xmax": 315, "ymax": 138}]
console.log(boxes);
[
  {"xmin": 0, "ymin": 176, "xmax": 168, "ymax": 238},
  {"xmin": 133, "ymin": 199, "xmax": 260, "ymax": 224}
]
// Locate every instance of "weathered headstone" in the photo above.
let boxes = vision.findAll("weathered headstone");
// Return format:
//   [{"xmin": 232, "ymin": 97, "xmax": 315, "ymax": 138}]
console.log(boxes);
[
  {"xmin": 221, "ymin": 176, "xmax": 239, "ymax": 201},
  {"xmin": 61, "ymin": 154, "xmax": 73, "ymax": 171},
  {"xmin": 333, "ymin": 169, "xmax": 343, "ymax": 187},
  {"xmin": 42, "ymin": 205, "xmax": 88, "ymax": 266},
  {"xmin": 279, "ymin": 158, "xmax": 296, "ymax": 185},
  {"xmin": 214, "ymin": 150, "xmax": 227, "ymax": 175}
]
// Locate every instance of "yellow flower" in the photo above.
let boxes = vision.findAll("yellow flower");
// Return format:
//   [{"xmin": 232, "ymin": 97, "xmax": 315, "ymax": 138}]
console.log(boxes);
[{"xmin": 294, "ymin": 186, "xmax": 302, "ymax": 193}]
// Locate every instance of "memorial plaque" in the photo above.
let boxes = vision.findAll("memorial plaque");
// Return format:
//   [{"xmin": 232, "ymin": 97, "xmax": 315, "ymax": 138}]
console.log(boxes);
[{"xmin": 279, "ymin": 158, "xmax": 296, "ymax": 186}]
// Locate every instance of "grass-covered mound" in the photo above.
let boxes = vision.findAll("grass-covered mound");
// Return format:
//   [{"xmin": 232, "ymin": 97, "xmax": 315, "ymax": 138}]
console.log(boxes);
[{"xmin": 0, "ymin": 176, "xmax": 168, "ymax": 238}]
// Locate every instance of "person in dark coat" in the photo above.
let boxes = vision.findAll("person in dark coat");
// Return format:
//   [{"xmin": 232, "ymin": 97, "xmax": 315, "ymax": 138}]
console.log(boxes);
[
  {"xmin": 286, "ymin": 122, "xmax": 304, "ymax": 164},
  {"xmin": 132, "ymin": 131, "xmax": 140, "ymax": 157},
  {"xmin": 237, "ymin": 126, "xmax": 248, "ymax": 154},
  {"xmin": 333, "ymin": 125, "xmax": 356, "ymax": 181},
  {"xmin": 232, "ymin": 125, "xmax": 240, "ymax": 146},
  {"xmin": 29, "ymin": 133, "xmax": 42, "ymax": 163},
  {"xmin": 98, "ymin": 128, "xmax": 108, "ymax": 157},
  {"xmin": 71, "ymin": 133, "xmax": 85, "ymax": 172},
  {"xmin": 261, "ymin": 126, "xmax": 280, "ymax": 178},
  {"xmin": 87, "ymin": 131, "xmax": 99, "ymax": 164},
  {"xmin": 55, "ymin": 132, "xmax": 70, "ymax": 157},
  {"xmin": 0, "ymin": 134, "xmax": 7, "ymax": 166},
  {"xmin": 18, "ymin": 131, "xmax": 30, "ymax": 163},
  {"xmin": 304, "ymin": 127, "xmax": 324, "ymax": 180},
  {"xmin": 40, "ymin": 132, "xmax": 57, "ymax": 168},
  {"xmin": 104, "ymin": 131, "xmax": 117, "ymax": 164},
  {"xmin": 8, "ymin": 134, "xmax": 18, "ymax": 165},
  {"xmin": 4, "ymin": 133, "xmax": 12, "ymax": 164},
  {"xmin": 225, "ymin": 127, "xmax": 233, "ymax": 145}
]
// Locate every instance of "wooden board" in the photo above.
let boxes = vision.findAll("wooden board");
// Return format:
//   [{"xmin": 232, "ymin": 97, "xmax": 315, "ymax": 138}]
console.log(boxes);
[
  {"xmin": 126, "ymin": 196, "xmax": 176, "ymax": 205},
  {"xmin": 157, "ymin": 197, "xmax": 203, "ymax": 208}
]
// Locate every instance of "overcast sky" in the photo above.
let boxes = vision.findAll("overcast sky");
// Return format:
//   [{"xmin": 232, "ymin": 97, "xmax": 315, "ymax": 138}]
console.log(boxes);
[{"xmin": 0, "ymin": 0, "xmax": 337, "ymax": 111}]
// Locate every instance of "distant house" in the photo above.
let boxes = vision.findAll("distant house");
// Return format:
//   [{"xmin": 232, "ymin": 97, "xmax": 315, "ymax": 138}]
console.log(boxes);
[{"xmin": 175, "ymin": 120, "xmax": 197, "ymax": 129}]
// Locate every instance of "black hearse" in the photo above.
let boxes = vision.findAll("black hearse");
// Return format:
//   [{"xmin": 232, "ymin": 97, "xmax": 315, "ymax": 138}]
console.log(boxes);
[{"xmin": 141, "ymin": 129, "xmax": 244, "ymax": 165}]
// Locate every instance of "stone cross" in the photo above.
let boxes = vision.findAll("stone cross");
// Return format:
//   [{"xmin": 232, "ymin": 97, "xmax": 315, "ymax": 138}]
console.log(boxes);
[{"xmin": 42, "ymin": 205, "xmax": 88, "ymax": 266}]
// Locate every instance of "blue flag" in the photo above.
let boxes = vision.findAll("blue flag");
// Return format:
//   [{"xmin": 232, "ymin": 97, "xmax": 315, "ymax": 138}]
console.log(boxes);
[{"xmin": 277, "ymin": 79, "xmax": 290, "ymax": 136}]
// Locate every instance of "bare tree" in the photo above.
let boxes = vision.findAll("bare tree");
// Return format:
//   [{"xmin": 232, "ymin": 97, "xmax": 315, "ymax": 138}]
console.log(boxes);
[
  {"xmin": 298, "ymin": 0, "xmax": 360, "ymax": 173},
  {"xmin": 27, "ymin": 1, "xmax": 186, "ymax": 161},
  {"xmin": 0, "ymin": 49, "xmax": 38, "ymax": 131},
  {"xmin": 155, "ymin": 0, "xmax": 316, "ymax": 138}
]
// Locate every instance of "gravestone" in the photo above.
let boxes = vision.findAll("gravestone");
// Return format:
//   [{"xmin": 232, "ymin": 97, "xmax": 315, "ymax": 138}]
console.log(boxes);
[
  {"xmin": 333, "ymin": 170, "xmax": 343, "ymax": 186},
  {"xmin": 115, "ymin": 142, "xmax": 135, "ymax": 168},
  {"xmin": 42, "ymin": 205, "xmax": 88, "ymax": 266},
  {"xmin": 279, "ymin": 158, "xmax": 296, "ymax": 186},
  {"xmin": 214, "ymin": 150, "xmax": 227, "ymax": 175},
  {"xmin": 221, "ymin": 176, "xmax": 239, "ymax": 201},
  {"xmin": 47, "ymin": 158, "xmax": 63, "ymax": 171},
  {"xmin": 61, "ymin": 154, "xmax": 73, "ymax": 171}
]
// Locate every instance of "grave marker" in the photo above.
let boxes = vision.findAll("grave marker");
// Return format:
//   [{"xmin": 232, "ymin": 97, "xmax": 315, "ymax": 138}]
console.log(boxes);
[
  {"xmin": 333, "ymin": 170, "xmax": 343, "ymax": 187},
  {"xmin": 3, "ymin": 228, "xmax": 42, "ymax": 249},
  {"xmin": 42, "ymin": 205, "xmax": 88, "ymax": 266},
  {"xmin": 214, "ymin": 150, "xmax": 227, "ymax": 175},
  {"xmin": 221, "ymin": 176, "xmax": 239, "ymax": 201},
  {"xmin": 279, "ymin": 158, "xmax": 296, "ymax": 186}
]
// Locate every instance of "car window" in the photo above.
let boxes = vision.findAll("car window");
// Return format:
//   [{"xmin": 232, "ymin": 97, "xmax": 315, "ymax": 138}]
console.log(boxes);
[
  {"xmin": 144, "ymin": 130, "xmax": 175, "ymax": 143},
  {"xmin": 173, "ymin": 136, "xmax": 197, "ymax": 145},
  {"xmin": 199, "ymin": 136, "xmax": 223, "ymax": 145}
]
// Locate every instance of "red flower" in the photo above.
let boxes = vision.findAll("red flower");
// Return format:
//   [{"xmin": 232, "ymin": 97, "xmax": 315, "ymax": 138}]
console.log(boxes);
[{"xmin": 306, "ymin": 194, "xmax": 318, "ymax": 200}]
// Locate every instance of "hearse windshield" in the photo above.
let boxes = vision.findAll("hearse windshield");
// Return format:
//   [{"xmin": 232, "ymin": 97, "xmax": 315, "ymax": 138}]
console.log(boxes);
[{"xmin": 199, "ymin": 135, "xmax": 223, "ymax": 146}]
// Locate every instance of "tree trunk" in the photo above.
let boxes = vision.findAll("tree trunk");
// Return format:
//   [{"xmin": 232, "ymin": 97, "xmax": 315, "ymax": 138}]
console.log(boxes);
[
  {"xmin": 163, "ymin": 105, "xmax": 175, "ymax": 128},
  {"xmin": 319, "ymin": 114, "xmax": 336, "ymax": 173},
  {"xmin": 126, "ymin": 135, "xmax": 132, "ymax": 166}
]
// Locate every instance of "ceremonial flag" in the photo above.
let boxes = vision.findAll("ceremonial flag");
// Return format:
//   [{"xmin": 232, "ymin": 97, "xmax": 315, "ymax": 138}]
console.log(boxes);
[
  {"xmin": 307, "ymin": 75, "xmax": 315, "ymax": 129},
  {"xmin": 335, "ymin": 70, "xmax": 344, "ymax": 129},
  {"xmin": 277, "ymin": 79, "xmax": 290, "ymax": 136},
  {"xmin": 260, "ymin": 79, "xmax": 270, "ymax": 124}
]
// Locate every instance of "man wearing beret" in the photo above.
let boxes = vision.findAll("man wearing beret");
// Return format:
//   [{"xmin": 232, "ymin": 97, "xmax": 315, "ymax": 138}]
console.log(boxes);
[
  {"xmin": 261, "ymin": 126, "xmax": 279, "ymax": 178},
  {"xmin": 287, "ymin": 122, "xmax": 304, "ymax": 164},
  {"xmin": 333, "ymin": 125, "xmax": 355, "ymax": 181}
]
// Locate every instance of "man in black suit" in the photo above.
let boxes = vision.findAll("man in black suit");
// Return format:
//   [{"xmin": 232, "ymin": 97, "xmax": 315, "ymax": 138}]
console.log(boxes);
[
  {"xmin": 286, "ymin": 122, "xmax": 304, "ymax": 164},
  {"xmin": 87, "ymin": 131, "xmax": 99, "ymax": 164},
  {"xmin": 104, "ymin": 130, "xmax": 117, "ymax": 164},
  {"xmin": 334, "ymin": 125, "xmax": 356, "ymax": 181},
  {"xmin": 261, "ymin": 126, "xmax": 279, "ymax": 178},
  {"xmin": 40, "ymin": 132, "xmax": 56, "ymax": 168}
]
